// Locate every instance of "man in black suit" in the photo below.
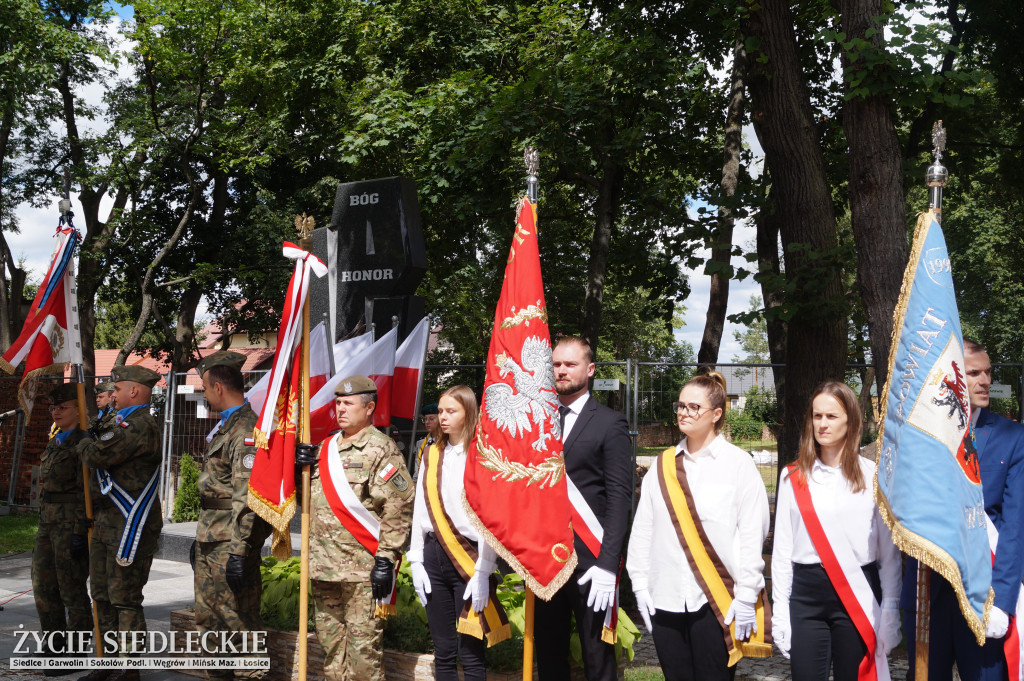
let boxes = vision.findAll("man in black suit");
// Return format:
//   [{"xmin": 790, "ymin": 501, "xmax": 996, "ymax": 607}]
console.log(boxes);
[{"xmin": 535, "ymin": 335, "xmax": 633, "ymax": 681}]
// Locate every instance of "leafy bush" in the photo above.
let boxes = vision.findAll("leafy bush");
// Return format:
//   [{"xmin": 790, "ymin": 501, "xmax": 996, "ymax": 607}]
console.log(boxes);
[
  {"xmin": 743, "ymin": 385, "xmax": 778, "ymax": 425},
  {"xmin": 172, "ymin": 453, "xmax": 201, "ymax": 523},
  {"xmin": 725, "ymin": 410, "xmax": 763, "ymax": 441}
]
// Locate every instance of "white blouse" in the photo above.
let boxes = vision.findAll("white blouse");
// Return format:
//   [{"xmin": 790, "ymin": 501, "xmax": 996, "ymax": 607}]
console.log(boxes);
[
  {"xmin": 626, "ymin": 434, "xmax": 770, "ymax": 612},
  {"xmin": 771, "ymin": 457, "xmax": 901, "ymax": 631},
  {"xmin": 406, "ymin": 442, "xmax": 496, "ymax": 570}
]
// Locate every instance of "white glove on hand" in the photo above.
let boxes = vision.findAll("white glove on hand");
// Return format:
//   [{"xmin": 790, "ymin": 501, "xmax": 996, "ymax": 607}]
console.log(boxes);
[
  {"xmin": 463, "ymin": 570, "xmax": 490, "ymax": 613},
  {"xmin": 774, "ymin": 627, "xmax": 791, "ymax": 659},
  {"xmin": 879, "ymin": 607, "xmax": 902, "ymax": 655},
  {"xmin": 987, "ymin": 607, "xmax": 1009, "ymax": 639},
  {"xmin": 724, "ymin": 599, "xmax": 757, "ymax": 641},
  {"xmin": 410, "ymin": 561, "xmax": 431, "ymax": 607},
  {"xmin": 633, "ymin": 589, "xmax": 656, "ymax": 634},
  {"xmin": 578, "ymin": 566, "xmax": 617, "ymax": 613}
]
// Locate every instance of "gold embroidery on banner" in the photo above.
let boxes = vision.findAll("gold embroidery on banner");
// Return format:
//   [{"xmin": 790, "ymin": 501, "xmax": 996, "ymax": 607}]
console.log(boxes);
[
  {"xmin": 474, "ymin": 431, "xmax": 564, "ymax": 488},
  {"xmin": 499, "ymin": 303, "xmax": 548, "ymax": 329},
  {"xmin": 551, "ymin": 543, "xmax": 571, "ymax": 564}
]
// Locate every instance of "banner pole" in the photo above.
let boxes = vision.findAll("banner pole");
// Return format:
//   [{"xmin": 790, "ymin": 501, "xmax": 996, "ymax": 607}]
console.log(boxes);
[
  {"xmin": 297, "ymin": 220, "xmax": 315, "ymax": 681},
  {"xmin": 523, "ymin": 587, "xmax": 535, "ymax": 680},
  {"xmin": 73, "ymin": 365, "xmax": 102, "ymax": 657}
]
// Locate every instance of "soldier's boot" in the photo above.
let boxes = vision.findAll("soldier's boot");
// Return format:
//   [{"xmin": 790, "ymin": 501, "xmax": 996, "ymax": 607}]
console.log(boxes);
[{"xmin": 76, "ymin": 670, "xmax": 115, "ymax": 681}]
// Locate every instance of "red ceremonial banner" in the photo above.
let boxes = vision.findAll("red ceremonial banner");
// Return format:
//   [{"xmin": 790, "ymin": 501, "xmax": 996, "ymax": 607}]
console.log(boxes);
[{"xmin": 463, "ymin": 197, "xmax": 577, "ymax": 599}]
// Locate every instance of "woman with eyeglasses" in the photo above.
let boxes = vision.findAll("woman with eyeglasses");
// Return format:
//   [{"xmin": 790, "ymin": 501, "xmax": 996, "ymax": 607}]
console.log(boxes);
[
  {"xmin": 31, "ymin": 383, "xmax": 93, "ymax": 669},
  {"xmin": 627, "ymin": 372, "xmax": 771, "ymax": 681},
  {"xmin": 771, "ymin": 382, "xmax": 901, "ymax": 681}
]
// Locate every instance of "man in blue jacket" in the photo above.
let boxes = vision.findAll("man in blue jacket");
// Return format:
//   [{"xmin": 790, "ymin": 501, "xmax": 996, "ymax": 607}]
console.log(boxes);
[{"xmin": 903, "ymin": 339, "xmax": 1024, "ymax": 681}]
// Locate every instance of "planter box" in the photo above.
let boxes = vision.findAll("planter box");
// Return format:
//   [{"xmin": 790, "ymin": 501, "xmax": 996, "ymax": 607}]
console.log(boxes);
[{"xmin": 170, "ymin": 609, "xmax": 541, "ymax": 680}]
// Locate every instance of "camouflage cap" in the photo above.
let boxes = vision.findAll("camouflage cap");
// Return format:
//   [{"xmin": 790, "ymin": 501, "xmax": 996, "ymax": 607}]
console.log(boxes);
[
  {"xmin": 95, "ymin": 381, "xmax": 115, "ymax": 393},
  {"xmin": 111, "ymin": 365, "xmax": 161, "ymax": 388},
  {"xmin": 334, "ymin": 375, "xmax": 378, "ymax": 397},
  {"xmin": 421, "ymin": 402, "xmax": 438, "ymax": 415},
  {"xmin": 195, "ymin": 350, "xmax": 246, "ymax": 378},
  {"xmin": 49, "ymin": 383, "xmax": 79, "ymax": 405}
]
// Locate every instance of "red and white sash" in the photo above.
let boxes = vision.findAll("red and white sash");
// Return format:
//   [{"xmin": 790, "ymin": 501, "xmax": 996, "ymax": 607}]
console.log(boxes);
[
  {"xmin": 566, "ymin": 476, "xmax": 618, "ymax": 644},
  {"xmin": 787, "ymin": 467, "xmax": 889, "ymax": 681},
  {"xmin": 318, "ymin": 433, "xmax": 400, "ymax": 616},
  {"xmin": 985, "ymin": 516, "xmax": 1024, "ymax": 681}
]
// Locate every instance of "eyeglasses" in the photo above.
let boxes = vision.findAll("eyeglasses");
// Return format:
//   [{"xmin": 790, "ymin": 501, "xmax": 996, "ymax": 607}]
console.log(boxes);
[
  {"xmin": 49, "ymin": 404, "xmax": 73, "ymax": 413},
  {"xmin": 671, "ymin": 402, "xmax": 708, "ymax": 417}
]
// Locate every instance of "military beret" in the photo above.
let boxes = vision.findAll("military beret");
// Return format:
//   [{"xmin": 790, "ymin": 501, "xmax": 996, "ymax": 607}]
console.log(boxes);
[
  {"xmin": 111, "ymin": 365, "xmax": 161, "ymax": 388},
  {"xmin": 95, "ymin": 381, "xmax": 115, "ymax": 393},
  {"xmin": 195, "ymin": 350, "xmax": 246, "ymax": 378},
  {"xmin": 421, "ymin": 402, "xmax": 438, "ymax": 415},
  {"xmin": 49, "ymin": 383, "xmax": 79, "ymax": 405},
  {"xmin": 334, "ymin": 375, "xmax": 378, "ymax": 397}
]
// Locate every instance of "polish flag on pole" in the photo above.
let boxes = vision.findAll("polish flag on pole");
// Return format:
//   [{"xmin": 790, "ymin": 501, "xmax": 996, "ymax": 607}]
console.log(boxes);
[
  {"xmin": 391, "ymin": 317, "xmax": 430, "ymax": 421},
  {"xmin": 308, "ymin": 327, "xmax": 399, "ymax": 445},
  {"xmin": 334, "ymin": 332, "xmax": 372, "ymax": 371}
]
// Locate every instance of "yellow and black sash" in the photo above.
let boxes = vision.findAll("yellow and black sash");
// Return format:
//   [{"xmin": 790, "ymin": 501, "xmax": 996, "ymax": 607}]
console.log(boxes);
[
  {"xmin": 423, "ymin": 444, "xmax": 511, "ymax": 646},
  {"xmin": 657, "ymin": 447, "xmax": 773, "ymax": 666}
]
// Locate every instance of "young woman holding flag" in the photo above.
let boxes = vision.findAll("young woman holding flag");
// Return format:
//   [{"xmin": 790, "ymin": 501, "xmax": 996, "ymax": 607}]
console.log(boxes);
[
  {"xmin": 771, "ymin": 382, "xmax": 902, "ymax": 681},
  {"xmin": 627, "ymin": 372, "xmax": 771, "ymax": 681},
  {"xmin": 406, "ymin": 385, "xmax": 509, "ymax": 681}
]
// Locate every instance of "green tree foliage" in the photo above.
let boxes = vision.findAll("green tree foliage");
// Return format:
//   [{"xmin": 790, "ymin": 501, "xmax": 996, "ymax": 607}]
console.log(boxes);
[{"xmin": 172, "ymin": 452, "xmax": 201, "ymax": 522}]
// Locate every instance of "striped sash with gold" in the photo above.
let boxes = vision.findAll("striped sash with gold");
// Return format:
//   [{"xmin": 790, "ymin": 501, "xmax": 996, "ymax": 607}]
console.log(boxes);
[
  {"xmin": 424, "ymin": 444, "xmax": 511, "ymax": 646},
  {"xmin": 657, "ymin": 447, "xmax": 773, "ymax": 666}
]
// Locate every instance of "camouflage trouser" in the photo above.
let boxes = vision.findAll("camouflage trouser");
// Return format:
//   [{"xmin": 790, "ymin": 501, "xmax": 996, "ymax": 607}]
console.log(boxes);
[
  {"xmin": 194, "ymin": 541, "xmax": 267, "ymax": 680},
  {"xmin": 89, "ymin": 527, "xmax": 153, "ymax": 655},
  {"xmin": 312, "ymin": 580, "xmax": 384, "ymax": 681},
  {"xmin": 32, "ymin": 522, "xmax": 92, "ymax": 646}
]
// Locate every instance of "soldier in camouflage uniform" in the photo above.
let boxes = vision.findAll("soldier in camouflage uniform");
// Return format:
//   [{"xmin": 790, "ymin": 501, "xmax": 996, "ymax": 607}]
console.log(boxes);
[
  {"xmin": 89, "ymin": 381, "xmax": 116, "ymax": 432},
  {"xmin": 295, "ymin": 375, "xmax": 414, "ymax": 681},
  {"xmin": 79, "ymin": 366, "xmax": 163, "ymax": 681},
  {"xmin": 193, "ymin": 351, "xmax": 272, "ymax": 680},
  {"xmin": 32, "ymin": 383, "xmax": 92, "ymax": 676}
]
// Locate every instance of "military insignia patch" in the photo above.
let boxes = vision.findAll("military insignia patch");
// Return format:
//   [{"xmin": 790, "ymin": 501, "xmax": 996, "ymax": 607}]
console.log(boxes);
[
  {"xmin": 343, "ymin": 381, "xmax": 353, "ymax": 394},
  {"xmin": 119, "ymin": 421, "xmax": 131, "ymax": 429},
  {"xmin": 378, "ymin": 463, "xmax": 398, "ymax": 481},
  {"xmin": 389, "ymin": 472, "xmax": 410, "ymax": 493},
  {"xmin": 242, "ymin": 454, "xmax": 255, "ymax": 469},
  {"xmin": 100, "ymin": 431, "xmax": 115, "ymax": 442},
  {"xmin": 244, "ymin": 438, "xmax": 255, "ymax": 447}
]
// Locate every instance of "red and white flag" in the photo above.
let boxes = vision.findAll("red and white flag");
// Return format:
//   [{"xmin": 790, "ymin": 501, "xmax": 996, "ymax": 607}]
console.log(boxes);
[
  {"xmin": 463, "ymin": 197, "xmax": 577, "ymax": 598},
  {"xmin": 247, "ymin": 242, "xmax": 327, "ymax": 559},
  {"xmin": 308, "ymin": 327, "xmax": 399, "ymax": 445},
  {"xmin": 0, "ymin": 225, "xmax": 83, "ymax": 419},
  {"xmin": 391, "ymin": 317, "xmax": 430, "ymax": 421},
  {"xmin": 334, "ymin": 331, "xmax": 372, "ymax": 371}
]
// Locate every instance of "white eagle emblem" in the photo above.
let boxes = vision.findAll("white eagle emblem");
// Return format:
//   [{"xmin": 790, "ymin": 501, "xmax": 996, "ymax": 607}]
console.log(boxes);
[{"xmin": 484, "ymin": 336, "xmax": 560, "ymax": 451}]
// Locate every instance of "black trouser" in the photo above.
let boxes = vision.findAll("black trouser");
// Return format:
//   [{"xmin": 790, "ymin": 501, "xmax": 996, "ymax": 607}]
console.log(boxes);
[
  {"xmin": 423, "ymin": 533, "xmax": 487, "ymax": 681},
  {"xmin": 649, "ymin": 604, "xmax": 735, "ymax": 681},
  {"xmin": 535, "ymin": 565, "xmax": 617, "ymax": 681},
  {"xmin": 790, "ymin": 562, "xmax": 882, "ymax": 681}
]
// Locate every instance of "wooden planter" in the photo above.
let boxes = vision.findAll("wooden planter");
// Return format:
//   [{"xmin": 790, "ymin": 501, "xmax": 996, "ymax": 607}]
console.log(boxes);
[{"xmin": 170, "ymin": 609, "xmax": 543, "ymax": 680}]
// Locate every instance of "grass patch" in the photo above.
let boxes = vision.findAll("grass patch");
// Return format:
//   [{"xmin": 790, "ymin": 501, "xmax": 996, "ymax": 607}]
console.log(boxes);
[
  {"xmin": 0, "ymin": 511, "xmax": 38, "ymax": 554},
  {"xmin": 625, "ymin": 666, "xmax": 665, "ymax": 681}
]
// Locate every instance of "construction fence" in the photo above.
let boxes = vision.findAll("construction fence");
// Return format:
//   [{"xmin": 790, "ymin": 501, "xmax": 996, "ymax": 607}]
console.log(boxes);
[{"xmin": 2, "ymin": 361, "xmax": 1022, "ymax": 516}]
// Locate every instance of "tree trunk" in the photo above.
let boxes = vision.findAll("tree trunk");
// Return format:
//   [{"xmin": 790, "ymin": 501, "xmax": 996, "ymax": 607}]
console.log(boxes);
[
  {"xmin": 698, "ymin": 38, "xmax": 748, "ymax": 367},
  {"xmin": 172, "ymin": 283, "xmax": 204, "ymax": 372},
  {"xmin": 840, "ymin": 0, "xmax": 909, "ymax": 397},
  {"xmin": 745, "ymin": 0, "xmax": 848, "ymax": 465},
  {"xmin": 756, "ymin": 191, "xmax": 787, "ymax": 424},
  {"xmin": 580, "ymin": 125, "xmax": 624, "ymax": 359}
]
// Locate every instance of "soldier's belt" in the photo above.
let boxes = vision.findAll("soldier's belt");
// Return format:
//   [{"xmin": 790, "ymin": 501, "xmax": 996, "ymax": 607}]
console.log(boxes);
[
  {"xmin": 200, "ymin": 497, "xmax": 233, "ymax": 510},
  {"xmin": 43, "ymin": 492, "xmax": 82, "ymax": 503}
]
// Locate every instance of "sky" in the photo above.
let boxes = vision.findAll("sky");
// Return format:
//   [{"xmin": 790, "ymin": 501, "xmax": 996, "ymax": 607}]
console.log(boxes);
[{"xmin": 11, "ymin": 9, "xmax": 764, "ymax": 363}]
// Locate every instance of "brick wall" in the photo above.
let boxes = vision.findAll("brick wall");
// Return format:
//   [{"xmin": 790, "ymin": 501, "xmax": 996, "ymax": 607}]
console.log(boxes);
[{"xmin": 0, "ymin": 377, "xmax": 57, "ymax": 505}]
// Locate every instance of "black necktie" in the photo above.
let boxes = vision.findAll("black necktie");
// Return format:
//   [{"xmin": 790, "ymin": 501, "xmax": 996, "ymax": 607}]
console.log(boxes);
[{"xmin": 559, "ymin": 405, "xmax": 571, "ymax": 440}]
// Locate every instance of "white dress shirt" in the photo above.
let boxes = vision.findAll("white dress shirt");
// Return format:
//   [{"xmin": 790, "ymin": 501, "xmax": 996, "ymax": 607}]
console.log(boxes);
[
  {"xmin": 771, "ymin": 456, "xmax": 901, "ymax": 633},
  {"xmin": 559, "ymin": 391, "xmax": 590, "ymax": 441},
  {"xmin": 406, "ymin": 442, "xmax": 496, "ymax": 570},
  {"xmin": 626, "ymin": 434, "xmax": 770, "ymax": 612}
]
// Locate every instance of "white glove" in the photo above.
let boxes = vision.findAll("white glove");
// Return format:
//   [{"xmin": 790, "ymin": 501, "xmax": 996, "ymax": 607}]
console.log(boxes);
[
  {"xmin": 578, "ymin": 566, "xmax": 617, "ymax": 612},
  {"xmin": 774, "ymin": 626, "xmax": 791, "ymax": 659},
  {"xmin": 987, "ymin": 607, "xmax": 1009, "ymax": 639},
  {"xmin": 463, "ymin": 570, "xmax": 490, "ymax": 613},
  {"xmin": 633, "ymin": 589, "xmax": 655, "ymax": 634},
  {"xmin": 725, "ymin": 599, "xmax": 757, "ymax": 641},
  {"xmin": 410, "ymin": 561, "xmax": 431, "ymax": 607},
  {"xmin": 879, "ymin": 606, "xmax": 902, "ymax": 654}
]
